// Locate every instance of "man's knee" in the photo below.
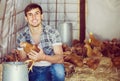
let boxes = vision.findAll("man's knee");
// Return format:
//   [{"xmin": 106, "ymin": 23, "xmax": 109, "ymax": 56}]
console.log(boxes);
[{"xmin": 52, "ymin": 64, "xmax": 65, "ymax": 77}]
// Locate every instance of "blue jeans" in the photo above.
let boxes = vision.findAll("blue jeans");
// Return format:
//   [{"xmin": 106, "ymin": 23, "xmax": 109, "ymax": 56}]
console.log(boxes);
[
  {"xmin": 50, "ymin": 64, "xmax": 65, "ymax": 81},
  {"xmin": 29, "ymin": 64, "xmax": 65, "ymax": 81}
]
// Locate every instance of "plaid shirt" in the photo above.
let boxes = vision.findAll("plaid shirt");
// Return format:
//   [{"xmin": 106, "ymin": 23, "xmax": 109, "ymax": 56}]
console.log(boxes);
[{"xmin": 16, "ymin": 24, "xmax": 62, "ymax": 55}]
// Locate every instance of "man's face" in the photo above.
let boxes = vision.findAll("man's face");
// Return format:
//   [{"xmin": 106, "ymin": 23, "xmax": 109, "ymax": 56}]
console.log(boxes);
[{"xmin": 25, "ymin": 8, "xmax": 43, "ymax": 27}]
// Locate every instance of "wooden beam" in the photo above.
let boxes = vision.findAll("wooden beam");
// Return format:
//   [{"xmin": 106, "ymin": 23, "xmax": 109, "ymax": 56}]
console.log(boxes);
[{"xmin": 80, "ymin": 0, "xmax": 86, "ymax": 43}]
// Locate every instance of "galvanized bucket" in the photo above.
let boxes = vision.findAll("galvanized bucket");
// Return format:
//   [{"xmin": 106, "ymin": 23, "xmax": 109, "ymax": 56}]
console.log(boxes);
[
  {"xmin": 58, "ymin": 22, "xmax": 73, "ymax": 46},
  {"xmin": 2, "ymin": 62, "xmax": 28, "ymax": 81}
]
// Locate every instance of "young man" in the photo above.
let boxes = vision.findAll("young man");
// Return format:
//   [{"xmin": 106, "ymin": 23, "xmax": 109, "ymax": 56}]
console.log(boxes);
[{"xmin": 16, "ymin": 3, "xmax": 65, "ymax": 81}]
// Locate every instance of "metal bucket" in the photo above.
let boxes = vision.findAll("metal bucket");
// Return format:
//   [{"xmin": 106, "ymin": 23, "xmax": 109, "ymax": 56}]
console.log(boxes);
[
  {"xmin": 58, "ymin": 22, "xmax": 73, "ymax": 46},
  {"xmin": 2, "ymin": 62, "xmax": 28, "ymax": 81}
]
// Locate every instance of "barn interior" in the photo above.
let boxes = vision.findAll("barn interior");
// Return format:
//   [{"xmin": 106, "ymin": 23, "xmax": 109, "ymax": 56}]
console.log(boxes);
[{"xmin": 0, "ymin": 0, "xmax": 120, "ymax": 81}]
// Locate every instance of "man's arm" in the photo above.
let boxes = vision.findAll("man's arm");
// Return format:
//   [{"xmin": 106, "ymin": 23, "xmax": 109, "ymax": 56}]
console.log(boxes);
[
  {"xmin": 45, "ymin": 45, "xmax": 64, "ymax": 63},
  {"xmin": 28, "ymin": 45, "xmax": 64, "ymax": 64}
]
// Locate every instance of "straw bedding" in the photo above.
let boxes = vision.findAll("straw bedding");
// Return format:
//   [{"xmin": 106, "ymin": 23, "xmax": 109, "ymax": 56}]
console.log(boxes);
[
  {"xmin": 65, "ymin": 65, "xmax": 120, "ymax": 81},
  {"xmin": 0, "ymin": 64, "xmax": 120, "ymax": 81}
]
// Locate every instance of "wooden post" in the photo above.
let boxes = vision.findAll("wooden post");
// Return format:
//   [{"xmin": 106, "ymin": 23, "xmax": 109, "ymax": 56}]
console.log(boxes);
[{"xmin": 80, "ymin": 0, "xmax": 85, "ymax": 43}]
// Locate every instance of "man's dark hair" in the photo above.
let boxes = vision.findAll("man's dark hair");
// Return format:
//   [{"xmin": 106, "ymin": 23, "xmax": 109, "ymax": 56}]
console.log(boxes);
[{"xmin": 24, "ymin": 3, "xmax": 43, "ymax": 16}]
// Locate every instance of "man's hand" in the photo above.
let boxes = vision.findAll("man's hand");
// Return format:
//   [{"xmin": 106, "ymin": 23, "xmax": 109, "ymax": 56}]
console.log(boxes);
[{"xmin": 27, "ymin": 48, "xmax": 46, "ymax": 61}]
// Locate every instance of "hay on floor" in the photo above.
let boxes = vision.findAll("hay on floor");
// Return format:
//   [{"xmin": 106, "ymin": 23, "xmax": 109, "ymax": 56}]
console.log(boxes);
[
  {"xmin": 0, "ymin": 64, "xmax": 120, "ymax": 81},
  {"xmin": 65, "ymin": 65, "xmax": 120, "ymax": 81}
]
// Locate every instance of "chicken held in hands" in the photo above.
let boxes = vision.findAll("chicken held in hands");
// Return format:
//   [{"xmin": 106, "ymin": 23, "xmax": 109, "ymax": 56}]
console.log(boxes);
[
  {"xmin": 20, "ymin": 42, "xmax": 40, "ymax": 53},
  {"xmin": 20, "ymin": 42, "xmax": 40, "ymax": 71}
]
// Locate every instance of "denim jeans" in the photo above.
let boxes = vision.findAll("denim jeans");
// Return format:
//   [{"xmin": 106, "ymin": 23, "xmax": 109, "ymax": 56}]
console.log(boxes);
[
  {"xmin": 50, "ymin": 64, "xmax": 65, "ymax": 81},
  {"xmin": 29, "ymin": 64, "xmax": 65, "ymax": 81}
]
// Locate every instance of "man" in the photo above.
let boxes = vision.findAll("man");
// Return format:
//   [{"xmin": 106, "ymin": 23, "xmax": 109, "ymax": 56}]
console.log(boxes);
[{"xmin": 16, "ymin": 3, "xmax": 65, "ymax": 81}]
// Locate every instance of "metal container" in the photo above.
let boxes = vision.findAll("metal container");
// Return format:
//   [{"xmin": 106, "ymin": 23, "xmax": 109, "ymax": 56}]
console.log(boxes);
[
  {"xmin": 58, "ymin": 22, "xmax": 73, "ymax": 46},
  {"xmin": 2, "ymin": 62, "xmax": 28, "ymax": 81}
]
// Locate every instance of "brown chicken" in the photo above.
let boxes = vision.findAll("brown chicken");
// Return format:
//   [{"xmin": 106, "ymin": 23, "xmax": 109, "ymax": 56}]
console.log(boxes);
[
  {"xmin": 84, "ymin": 43, "xmax": 93, "ymax": 57},
  {"xmin": 64, "ymin": 53, "xmax": 83, "ymax": 67},
  {"xmin": 84, "ymin": 57, "xmax": 100, "ymax": 70},
  {"xmin": 84, "ymin": 38, "xmax": 103, "ymax": 57},
  {"xmin": 20, "ymin": 42, "xmax": 40, "ymax": 53},
  {"xmin": 89, "ymin": 32, "xmax": 104, "ymax": 48},
  {"xmin": 63, "ymin": 62, "xmax": 75, "ymax": 77},
  {"xmin": 20, "ymin": 42, "xmax": 40, "ymax": 71},
  {"xmin": 112, "ymin": 56, "xmax": 120, "ymax": 69},
  {"xmin": 62, "ymin": 43, "xmax": 71, "ymax": 52},
  {"xmin": 4, "ymin": 49, "xmax": 21, "ymax": 62}
]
